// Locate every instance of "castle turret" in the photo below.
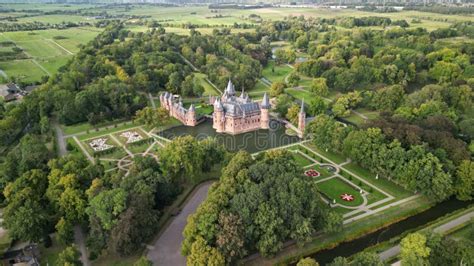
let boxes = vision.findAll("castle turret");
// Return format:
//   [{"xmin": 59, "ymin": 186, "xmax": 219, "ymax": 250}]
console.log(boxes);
[
  {"xmin": 260, "ymin": 93, "xmax": 270, "ymax": 129},
  {"xmin": 187, "ymin": 104, "xmax": 197, "ymax": 126},
  {"xmin": 213, "ymin": 98, "xmax": 225, "ymax": 133},
  {"xmin": 298, "ymin": 99, "xmax": 306, "ymax": 138}
]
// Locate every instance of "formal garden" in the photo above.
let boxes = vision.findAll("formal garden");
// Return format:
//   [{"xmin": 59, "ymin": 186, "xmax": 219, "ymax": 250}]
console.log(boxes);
[{"xmin": 274, "ymin": 142, "xmax": 413, "ymax": 218}]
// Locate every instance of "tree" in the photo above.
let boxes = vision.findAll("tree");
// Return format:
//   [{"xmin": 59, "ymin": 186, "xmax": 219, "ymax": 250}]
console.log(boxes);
[
  {"xmin": 297, "ymin": 257, "xmax": 319, "ymax": 266},
  {"xmin": 310, "ymin": 78, "xmax": 329, "ymax": 96},
  {"xmin": 216, "ymin": 212, "xmax": 246, "ymax": 261},
  {"xmin": 287, "ymin": 72, "xmax": 301, "ymax": 87},
  {"xmin": 109, "ymin": 193, "xmax": 160, "ymax": 255},
  {"xmin": 400, "ymin": 233, "xmax": 430, "ymax": 266},
  {"xmin": 86, "ymin": 188, "xmax": 127, "ymax": 231},
  {"xmin": 274, "ymin": 94, "xmax": 293, "ymax": 117},
  {"xmin": 307, "ymin": 96, "xmax": 328, "ymax": 116},
  {"xmin": 286, "ymin": 103, "xmax": 300, "ymax": 125},
  {"xmin": 453, "ymin": 160, "xmax": 474, "ymax": 201},
  {"xmin": 57, "ymin": 245, "xmax": 82, "ymax": 266},
  {"xmin": 3, "ymin": 170, "xmax": 50, "ymax": 242},
  {"xmin": 187, "ymin": 236, "xmax": 225, "ymax": 266},
  {"xmin": 270, "ymin": 82, "xmax": 286, "ymax": 97},
  {"xmin": 351, "ymin": 252, "xmax": 383, "ymax": 266},
  {"xmin": 134, "ymin": 257, "xmax": 152, "ymax": 266},
  {"xmin": 135, "ymin": 107, "xmax": 170, "ymax": 128},
  {"xmin": 429, "ymin": 61, "xmax": 462, "ymax": 83},
  {"xmin": 56, "ymin": 217, "xmax": 74, "ymax": 245}
]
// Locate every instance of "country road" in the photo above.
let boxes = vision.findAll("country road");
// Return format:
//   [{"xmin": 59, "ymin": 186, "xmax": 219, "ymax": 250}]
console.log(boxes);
[
  {"xmin": 147, "ymin": 182, "xmax": 214, "ymax": 266},
  {"xmin": 379, "ymin": 210, "xmax": 474, "ymax": 261}
]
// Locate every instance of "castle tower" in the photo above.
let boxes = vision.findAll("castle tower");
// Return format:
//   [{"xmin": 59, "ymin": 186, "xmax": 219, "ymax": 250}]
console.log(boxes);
[
  {"xmin": 260, "ymin": 92, "xmax": 270, "ymax": 129},
  {"xmin": 213, "ymin": 98, "xmax": 224, "ymax": 133},
  {"xmin": 187, "ymin": 104, "xmax": 197, "ymax": 126},
  {"xmin": 298, "ymin": 99, "xmax": 306, "ymax": 138}
]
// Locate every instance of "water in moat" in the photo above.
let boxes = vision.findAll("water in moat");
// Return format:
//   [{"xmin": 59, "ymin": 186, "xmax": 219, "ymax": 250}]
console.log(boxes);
[
  {"xmin": 290, "ymin": 198, "xmax": 472, "ymax": 266},
  {"xmin": 158, "ymin": 119, "xmax": 300, "ymax": 153}
]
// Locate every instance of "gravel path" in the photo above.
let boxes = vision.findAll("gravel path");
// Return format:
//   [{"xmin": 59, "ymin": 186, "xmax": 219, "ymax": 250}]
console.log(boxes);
[{"xmin": 147, "ymin": 182, "xmax": 214, "ymax": 266}]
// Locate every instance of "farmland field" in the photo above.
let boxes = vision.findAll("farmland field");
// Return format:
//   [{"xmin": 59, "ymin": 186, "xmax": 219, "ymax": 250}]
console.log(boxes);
[{"xmin": 0, "ymin": 27, "xmax": 101, "ymax": 82}]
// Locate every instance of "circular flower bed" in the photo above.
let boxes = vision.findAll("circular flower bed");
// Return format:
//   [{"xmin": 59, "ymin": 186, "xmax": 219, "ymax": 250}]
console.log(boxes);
[
  {"xmin": 304, "ymin": 169, "xmax": 320, "ymax": 177},
  {"xmin": 340, "ymin": 193, "xmax": 355, "ymax": 202}
]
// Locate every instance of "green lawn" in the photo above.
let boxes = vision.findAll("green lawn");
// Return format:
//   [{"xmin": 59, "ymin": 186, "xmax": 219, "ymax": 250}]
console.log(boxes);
[
  {"xmin": 317, "ymin": 177, "xmax": 364, "ymax": 207},
  {"xmin": 292, "ymin": 152, "xmax": 314, "ymax": 168},
  {"xmin": 248, "ymin": 80, "xmax": 269, "ymax": 94},
  {"xmin": 262, "ymin": 61, "xmax": 293, "ymax": 83},
  {"xmin": 303, "ymin": 143, "xmax": 347, "ymax": 165},
  {"xmin": 194, "ymin": 73, "xmax": 220, "ymax": 96},
  {"xmin": 127, "ymin": 140, "xmax": 154, "ymax": 154},
  {"xmin": 285, "ymin": 88, "xmax": 314, "ymax": 101},
  {"xmin": 343, "ymin": 162, "xmax": 413, "ymax": 199},
  {"xmin": 0, "ymin": 27, "xmax": 100, "ymax": 83},
  {"xmin": 0, "ymin": 59, "xmax": 46, "ymax": 83}
]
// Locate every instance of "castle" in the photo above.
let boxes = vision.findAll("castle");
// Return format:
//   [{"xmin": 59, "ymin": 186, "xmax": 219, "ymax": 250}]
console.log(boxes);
[
  {"xmin": 159, "ymin": 80, "xmax": 306, "ymax": 137},
  {"xmin": 159, "ymin": 92, "xmax": 198, "ymax": 126},
  {"xmin": 212, "ymin": 80, "xmax": 270, "ymax": 135}
]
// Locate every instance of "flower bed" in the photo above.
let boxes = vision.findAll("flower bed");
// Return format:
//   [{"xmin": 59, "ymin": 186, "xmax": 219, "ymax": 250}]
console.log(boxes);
[
  {"xmin": 304, "ymin": 169, "xmax": 320, "ymax": 177},
  {"xmin": 340, "ymin": 193, "xmax": 355, "ymax": 202}
]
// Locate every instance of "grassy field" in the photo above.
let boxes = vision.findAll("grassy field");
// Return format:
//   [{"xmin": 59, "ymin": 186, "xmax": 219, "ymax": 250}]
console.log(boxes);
[
  {"xmin": 286, "ymin": 88, "xmax": 314, "ymax": 101},
  {"xmin": 262, "ymin": 61, "xmax": 293, "ymax": 83},
  {"xmin": 317, "ymin": 177, "xmax": 365, "ymax": 207},
  {"xmin": 194, "ymin": 73, "xmax": 220, "ymax": 96},
  {"xmin": 0, "ymin": 27, "xmax": 101, "ymax": 83}
]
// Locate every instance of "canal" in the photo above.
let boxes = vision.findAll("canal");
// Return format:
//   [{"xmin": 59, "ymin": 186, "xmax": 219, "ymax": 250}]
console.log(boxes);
[{"xmin": 294, "ymin": 198, "xmax": 472, "ymax": 265}]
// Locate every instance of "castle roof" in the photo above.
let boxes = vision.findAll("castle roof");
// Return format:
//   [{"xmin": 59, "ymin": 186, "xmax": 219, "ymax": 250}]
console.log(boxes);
[
  {"xmin": 225, "ymin": 79, "xmax": 236, "ymax": 96},
  {"xmin": 189, "ymin": 104, "xmax": 195, "ymax": 112},
  {"xmin": 261, "ymin": 93, "xmax": 270, "ymax": 109},
  {"xmin": 214, "ymin": 98, "xmax": 223, "ymax": 110}
]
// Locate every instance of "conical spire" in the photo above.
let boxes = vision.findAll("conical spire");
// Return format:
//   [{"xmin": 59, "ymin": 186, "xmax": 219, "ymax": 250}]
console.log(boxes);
[
  {"xmin": 300, "ymin": 98, "xmax": 305, "ymax": 113},
  {"xmin": 261, "ymin": 92, "xmax": 270, "ymax": 109},
  {"xmin": 189, "ymin": 104, "xmax": 195, "ymax": 112},
  {"xmin": 214, "ymin": 98, "xmax": 223, "ymax": 110},
  {"xmin": 226, "ymin": 79, "xmax": 235, "ymax": 96}
]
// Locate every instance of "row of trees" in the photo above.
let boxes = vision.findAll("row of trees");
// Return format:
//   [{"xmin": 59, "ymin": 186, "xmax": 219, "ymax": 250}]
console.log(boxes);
[
  {"xmin": 307, "ymin": 115, "xmax": 473, "ymax": 202},
  {"xmin": 182, "ymin": 149, "xmax": 342, "ymax": 264}
]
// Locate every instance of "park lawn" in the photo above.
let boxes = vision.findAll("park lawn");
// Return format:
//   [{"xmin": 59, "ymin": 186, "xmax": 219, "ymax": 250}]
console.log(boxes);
[
  {"xmin": 194, "ymin": 73, "xmax": 219, "ymax": 96},
  {"xmin": 317, "ymin": 177, "xmax": 364, "ymax": 207},
  {"xmin": 0, "ymin": 59, "xmax": 46, "ymax": 83},
  {"xmin": 285, "ymin": 88, "xmax": 314, "ymax": 101},
  {"xmin": 303, "ymin": 143, "xmax": 347, "ymax": 165},
  {"xmin": 343, "ymin": 162, "xmax": 413, "ymax": 199},
  {"xmin": 96, "ymin": 146, "xmax": 128, "ymax": 160},
  {"xmin": 344, "ymin": 112, "xmax": 367, "ymax": 126},
  {"xmin": 262, "ymin": 61, "xmax": 293, "ymax": 83},
  {"xmin": 292, "ymin": 151, "xmax": 314, "ymax": 168},
  {"xmin": 127, "ymin": 140, "xmax": 154, "ymax": 154},
  {"xmin": 312, "ymin": 164, "xmax": 335, "ymax": 179},
  {"xmin": 248, "ymin": 80, "xmax": 269, "ymax": 94}
]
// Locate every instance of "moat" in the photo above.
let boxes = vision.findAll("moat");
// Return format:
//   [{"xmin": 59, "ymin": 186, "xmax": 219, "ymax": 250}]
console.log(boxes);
[{"xmin": 158, "ymin": 118, "xmax": 300, "ymax": 153}]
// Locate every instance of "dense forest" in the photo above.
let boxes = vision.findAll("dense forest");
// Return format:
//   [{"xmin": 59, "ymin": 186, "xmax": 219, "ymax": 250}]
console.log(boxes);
[{"xmin": 182, "ymin": 150, "xmax": 341, "ymax": 264}]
